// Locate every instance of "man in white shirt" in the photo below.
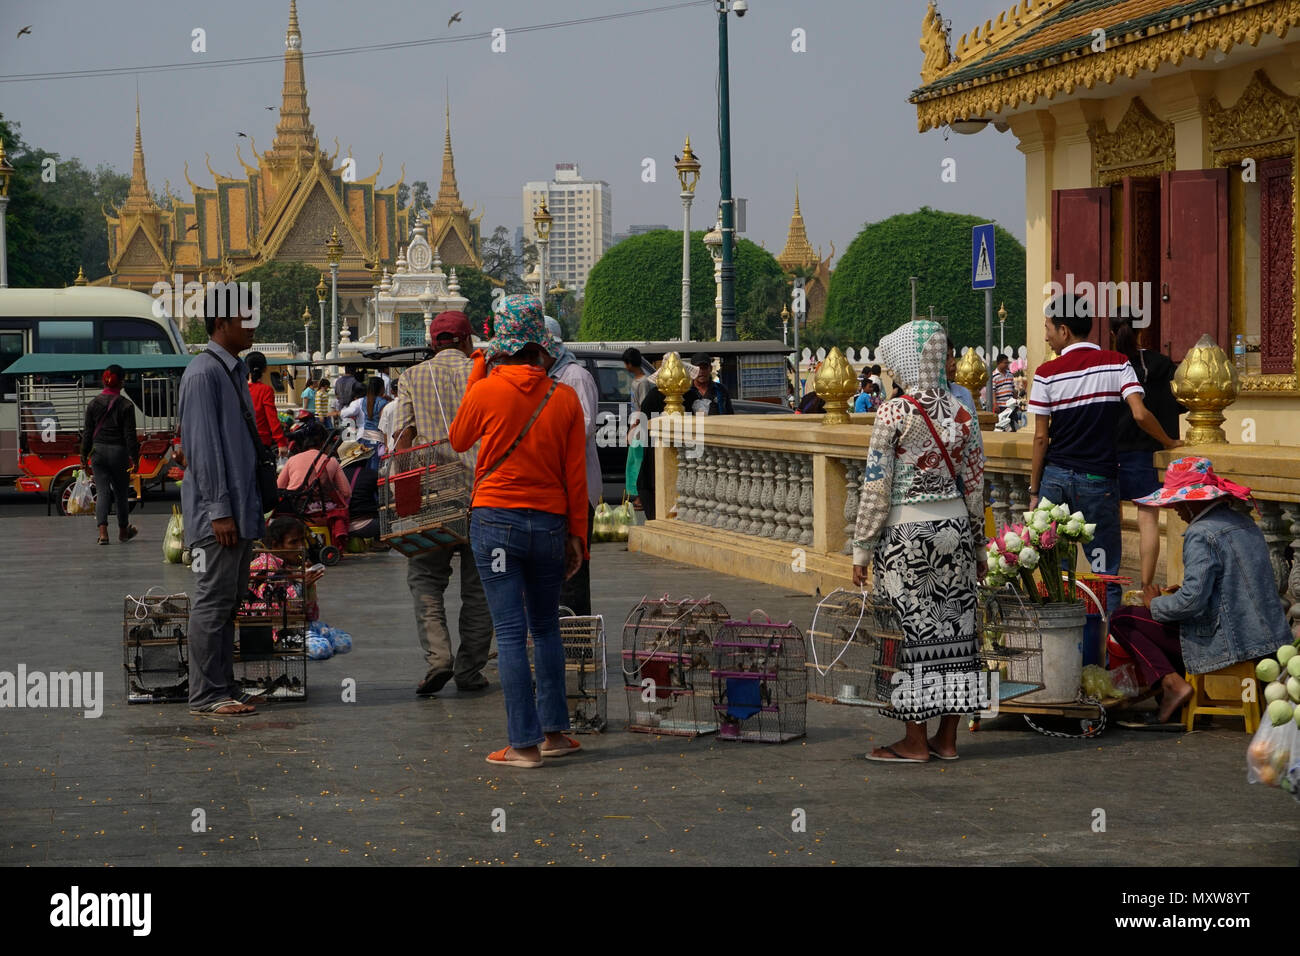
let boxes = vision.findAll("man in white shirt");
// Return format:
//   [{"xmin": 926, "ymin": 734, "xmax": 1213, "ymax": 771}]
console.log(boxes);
[{"xmin": 542, "ymin": 317, "xmax": 600, "ymax": 616}]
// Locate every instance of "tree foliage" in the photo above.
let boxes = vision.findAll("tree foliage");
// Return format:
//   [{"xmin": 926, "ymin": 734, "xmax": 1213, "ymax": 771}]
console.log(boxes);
[
  {"xmin": 480, "ymin": 224, "xmax": 534, "ymax": 295},
  {"xmin": 580, "ymin": 229, "xmax": 785, "ymax": 341},
  {"xmin": 452, "ymin": 266, "xmax": 497, "ymax": 328},
  {"xmin": 822, "ymin": 207, "xmax": 1027, "ymax": 353},
  {"xmin": 239, "ymin": 260, "xmax": 325, "ymax": 349}
]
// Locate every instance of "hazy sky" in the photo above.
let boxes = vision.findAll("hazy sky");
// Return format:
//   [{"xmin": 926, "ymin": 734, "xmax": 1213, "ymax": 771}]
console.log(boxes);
[{"xmin": 1, "ymin": 0, "xmax": 1026, "ymax": 265}]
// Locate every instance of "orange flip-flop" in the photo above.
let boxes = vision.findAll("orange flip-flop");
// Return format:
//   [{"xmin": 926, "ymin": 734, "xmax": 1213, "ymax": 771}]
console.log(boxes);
[
  {"xmin": 540, "ymin": 735, "xmax": 582, "ymax": 758},
  {"xmin": 485, "ymin": 746, "xmax": 543, "ymax": 769}
]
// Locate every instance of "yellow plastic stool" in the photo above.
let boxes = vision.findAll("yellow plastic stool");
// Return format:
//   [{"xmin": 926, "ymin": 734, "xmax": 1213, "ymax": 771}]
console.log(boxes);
[{"xmin": 1182, "ymin": 662, "xmax": 1260, "ymax": 732}]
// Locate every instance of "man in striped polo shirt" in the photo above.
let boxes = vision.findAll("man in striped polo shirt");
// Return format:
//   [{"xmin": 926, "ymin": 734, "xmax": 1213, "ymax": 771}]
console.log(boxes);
[{"xmin": 1028, "ymin": 297, "xmax": 1180, "ymax": 611}]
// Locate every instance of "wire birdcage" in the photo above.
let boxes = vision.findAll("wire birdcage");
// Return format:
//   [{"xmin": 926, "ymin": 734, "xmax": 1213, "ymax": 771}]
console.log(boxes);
[
  {"xmin": 622, "ymin": 595, "xmax": 729, "ymax": 736},
  {"xmin": 122, "ymin": 591, "xmax": 189, "ymax": 704},
  {"xmin": 560, "ymin": 612, "xmax": 607, "ymax": 733},
  {"xmin": 378, "ymin": 440, "xmax": 471, "ymax": 556},
  {"xmin": 711, "ymin": 615, "xmax": 806, "ymax": 742},
  {"xmin": 235, "ymin": 547, "xmax": 309, "ymax": 701},
  {"xmin": 978, "ymin": 585, "xmax": 1046, "ymax": 703},
  {"xmin": 806, "ymin": 588, "xmax": 904, "ymax": 708}
]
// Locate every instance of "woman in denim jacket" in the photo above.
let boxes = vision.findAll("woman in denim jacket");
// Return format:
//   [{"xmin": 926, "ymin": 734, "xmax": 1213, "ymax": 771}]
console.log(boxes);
[{"xmin": 1140, "ymin": 457, "xmax": 1290, "ymax": 675}]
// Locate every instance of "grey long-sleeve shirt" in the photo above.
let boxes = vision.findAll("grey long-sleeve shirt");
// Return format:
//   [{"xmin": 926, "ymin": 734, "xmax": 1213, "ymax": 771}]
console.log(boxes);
[{"xmin": 178, "ymin": 341, "xmax": 265, "ymax": 546}]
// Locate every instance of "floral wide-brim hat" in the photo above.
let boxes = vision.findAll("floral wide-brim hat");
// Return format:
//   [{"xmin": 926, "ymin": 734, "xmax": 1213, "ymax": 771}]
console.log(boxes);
[
  {"xmin": 1134, "ymin": 456, "xmax": 1254, "ymax": 508},
  {"xmin": 482, "ymin": 295, "xmax": 556, "ymax": 363}
]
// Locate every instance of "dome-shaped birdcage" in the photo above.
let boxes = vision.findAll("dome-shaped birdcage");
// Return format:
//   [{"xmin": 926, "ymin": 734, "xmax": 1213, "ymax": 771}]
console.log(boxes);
[
  {"xmin": 622, "ymin": 595, "xmax": 729, "ymax": 736},
  {"xmin": 806, "ymin": 588, "xmax": 905, "ymax": 709},
  {"xmin": 710, "ymin": 614, "xmax": 807, "ymax": 743}
]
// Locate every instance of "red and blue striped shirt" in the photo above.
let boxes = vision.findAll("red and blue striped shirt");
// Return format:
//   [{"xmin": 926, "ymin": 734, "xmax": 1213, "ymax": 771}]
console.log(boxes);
[{"xmin": 1028, "ymin": 343, "xmax": 1143, "ymax": 478}]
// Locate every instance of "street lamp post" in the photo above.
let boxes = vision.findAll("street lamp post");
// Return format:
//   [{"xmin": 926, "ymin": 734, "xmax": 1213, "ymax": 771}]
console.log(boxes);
[
  {"xmin": 325, "ymin": 227, "xmax": 344, "ymax": 364},
  {"xmin": 998, "ymin": 301, "xmax": 1007, "ymax": 358},
  {"xmin": 302, "ymin": 306, "xmax": 313, "ymax": 361},
  {"xmin": 533, "ymin": 199, "xmax": 552, "ymax": 313},
  {"xmin": 419, "ymin": 284, "xmax": 436, "ymax": 346},
  {"xmin": 716, "ymin": 0, "xmax": 744, "ymax": 342},
  {"xmin": 315, "ymin": 274, "xmax": 327, "ymax": 362},
  {"xmin": 781, "ymin": 302, "xmax": 790, "ymax": 347},
  {"xmin": 0, "ymin": 140, "xmax": 13, "ymax": 289},
  {"xmin": 675, "ymin": 137, "xmax": 701, "ymax": 342},
  {"xmin": 703, "ymin": 213, "xmax": 723, "ymax": 340}
]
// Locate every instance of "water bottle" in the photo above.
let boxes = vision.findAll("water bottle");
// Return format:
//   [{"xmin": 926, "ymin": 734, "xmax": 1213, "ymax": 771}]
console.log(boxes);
[{"xmin": 1233, "ymin": 334, "xmax": 1246, "ymax": 377}]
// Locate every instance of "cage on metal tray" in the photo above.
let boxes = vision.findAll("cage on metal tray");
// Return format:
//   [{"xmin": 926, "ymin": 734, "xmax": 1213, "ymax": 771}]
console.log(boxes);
[
  {"xmin": 806, "ymin": 588, "xmax": 904, "ymax": 708},
  {"xmin": 233, "ymin": 654, "xmax": 307, "ymax": 701},
  {"xmin": 622, "ymin": 595, "xmax": 730, "ymax": 736},
  {"xmin": 122, "ymin": 591, "xmax": 190, "ymax": 704},
  {"xmin": 378, "ymin": 440, "xmax": 471, "ymax": 556},
  {"xmin": 978, "ymin": 585, "xmax": 1045, "ymax": 703},
  {"xmin": 711, "ymin": 615, "xmax": 807, "ymax": 742}
]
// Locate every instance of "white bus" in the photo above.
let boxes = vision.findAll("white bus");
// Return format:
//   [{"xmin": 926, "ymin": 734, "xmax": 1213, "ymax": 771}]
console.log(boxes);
[{"xmin": 0, "ymin": 287, "xmax": 185, "ymax": 477}]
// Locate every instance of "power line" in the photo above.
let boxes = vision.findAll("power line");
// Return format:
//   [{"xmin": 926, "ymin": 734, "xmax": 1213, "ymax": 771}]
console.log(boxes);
[{"xmin": 0, "ymin": 1, "xmax": 711, "ymax": 84}]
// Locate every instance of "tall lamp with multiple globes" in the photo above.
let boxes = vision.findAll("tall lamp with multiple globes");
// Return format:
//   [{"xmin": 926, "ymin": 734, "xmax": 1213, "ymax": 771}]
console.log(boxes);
[
  {"xmin": 325, "ymin": 227, "xmax": 344, "ymax": 362},
  {"xmin": 315, "ymin": 273, "xmax": 328, "ymax": 362},
  {"xmin": 533, "ymin": 199, "xmax": 552, "ymax": 314},
  {"xmin": 674, "ymin": 136, "xmax": 701, "ymax": 343}
]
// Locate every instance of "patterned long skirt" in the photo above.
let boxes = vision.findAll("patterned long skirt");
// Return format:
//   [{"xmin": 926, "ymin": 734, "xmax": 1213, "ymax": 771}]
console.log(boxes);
[{"xmin": 873, "ymin": 517, "xmax": 983, "ymax": 722}]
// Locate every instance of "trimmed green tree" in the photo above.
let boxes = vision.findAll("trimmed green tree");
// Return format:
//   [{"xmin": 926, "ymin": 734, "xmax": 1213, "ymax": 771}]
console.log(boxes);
[
  {"xmin": 580, "ymin": 229, "xmax": 785, "ymax": 341},
  {"xmin": 822, "ymin": 207, "xmax": 1027, "ymax": 353}
]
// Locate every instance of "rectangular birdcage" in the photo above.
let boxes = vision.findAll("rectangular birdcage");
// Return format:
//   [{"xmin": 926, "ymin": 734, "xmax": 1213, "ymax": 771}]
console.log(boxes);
[
  {"xmin": 979, "ymin": 586, "xmax": 1045, "ymax": 703},
  {"xmin": 122, "ymin": 592, "xmax": 189, "ymax": 704},
  {"xmin": 622, "ymin": 596, "xmax": 729, "ymax": 736},
  {"xmin": 711, "ymin": 617, "xmax": 807, "ymax": 743},
  {"xmin": 806, "ymin": 589, "xmax": 904, "ymax": 708},
  {"xmin": 235, "ymin": 548, "xmax": 309, "ymax": 700},
  {"xmin": 378, "ymin": 440, "xmax": 471, "ymax": 556}
]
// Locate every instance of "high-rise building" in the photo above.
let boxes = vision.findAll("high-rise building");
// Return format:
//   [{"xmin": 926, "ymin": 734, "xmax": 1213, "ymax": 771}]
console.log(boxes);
[
  {"xmin": 611, "ymin": 223, "xmax": 671, "ymax": 247},
  {"xmin": 522, "ymin": 164, "xmax": 612, "ymax": 295}
]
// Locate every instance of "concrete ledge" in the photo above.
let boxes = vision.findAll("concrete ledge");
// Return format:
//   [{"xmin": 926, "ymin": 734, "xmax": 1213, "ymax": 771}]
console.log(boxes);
[{"xmin": 629, "ymin": 519, "xmax": 853, "ymax": 597}]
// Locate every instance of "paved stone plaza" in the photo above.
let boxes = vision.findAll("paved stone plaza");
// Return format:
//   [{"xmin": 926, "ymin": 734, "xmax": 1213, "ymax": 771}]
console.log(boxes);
[{"xmin": 1, "ymin": 503, "xmax": 1296, "ymax": 867}]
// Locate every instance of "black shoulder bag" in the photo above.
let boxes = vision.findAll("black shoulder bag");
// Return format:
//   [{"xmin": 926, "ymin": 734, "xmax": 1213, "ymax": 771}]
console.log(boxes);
[{"xmin": 202, "ymin": 350, "xmax": 281, "ymax": 513}]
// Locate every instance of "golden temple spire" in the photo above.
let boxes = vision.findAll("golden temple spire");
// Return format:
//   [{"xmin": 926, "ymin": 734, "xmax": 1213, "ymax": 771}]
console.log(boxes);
[
  {"xmin": 777, "ymin": 181, "xmax": 817, "ymax": 272},
  {"xmin": 121, "ymin": 93, "xmax": 159, "ymax": 214},
  {"xmin": 268, "ymin": 0, "xmax": 319, "ymax": 165},
  {"xmin": 433, "ymin": 94, "xmax": 465, "ymax": 214}
]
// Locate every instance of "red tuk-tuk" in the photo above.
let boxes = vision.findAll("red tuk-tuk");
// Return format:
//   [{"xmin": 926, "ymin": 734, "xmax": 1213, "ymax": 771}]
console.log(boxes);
[{"xmin": 5, "ymin": 352, "xmax": 189, "ymax": 515}]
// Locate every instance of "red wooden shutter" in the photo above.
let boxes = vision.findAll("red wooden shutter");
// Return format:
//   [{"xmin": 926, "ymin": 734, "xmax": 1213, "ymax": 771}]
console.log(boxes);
[
  {"xmin": 1122, "ymin": 177, "xmax": 1162, "ymax": 351},
  {"xmin": 1260, "ymin": 157, "xmax": 1295, "ymax": 375},
  {"xmin": 1052, "ymin": 188, "xmax": 1111, "ymax": 346},
  {"xmin": 1160, "ymin": 169, "xmax": 1229, "ymax": 361}
]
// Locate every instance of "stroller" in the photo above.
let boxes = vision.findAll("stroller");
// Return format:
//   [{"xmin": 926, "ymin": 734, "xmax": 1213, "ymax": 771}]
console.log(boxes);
[{"xmin": 274, "ymin": 425, "xmax": 347, "ymax": 566}]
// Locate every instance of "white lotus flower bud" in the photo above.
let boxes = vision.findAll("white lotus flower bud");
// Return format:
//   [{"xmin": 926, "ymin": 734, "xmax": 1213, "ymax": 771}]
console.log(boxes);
[
  {"xmin": 1018, "ymin": 547, "xmax": 1040, "ymax": 570},
  {"xmin": 1003, "ymin": 532, "xmax": 1022, "ymax": 552}
]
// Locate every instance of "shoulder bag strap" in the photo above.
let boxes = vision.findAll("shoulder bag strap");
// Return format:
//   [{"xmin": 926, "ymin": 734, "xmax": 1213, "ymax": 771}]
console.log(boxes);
[
  {"xmin": 202, "ymin": 350, "xmax": 269, "ymax": 458},
  {"xmin": 476, "ymin": 380, "xmax": 557, "ymax": 487},
  {"xmin": 90, "ymin": 395, "xmax": 120, "ymax": 443},
  {"xmin": 901, "ymin": 394, "xmax": 960, "ymax": 486}
]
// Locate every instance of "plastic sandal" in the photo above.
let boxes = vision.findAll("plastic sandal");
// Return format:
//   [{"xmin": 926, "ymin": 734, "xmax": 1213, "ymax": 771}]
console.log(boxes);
[
  {"xmin": 540, "ymin": 735, "xmax": 582, "ymax": 758},
  {"xmin": 485, "ymin": 746, "xmax": 543, "ymax": 769}
]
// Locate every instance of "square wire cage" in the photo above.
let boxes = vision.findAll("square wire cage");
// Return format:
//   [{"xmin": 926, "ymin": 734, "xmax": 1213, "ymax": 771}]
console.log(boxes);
[
  {"xmin": 122, "ymin": 592, "xmax": 190, "ymax": 704},
  {"xmin": 378, "ymin": 440, "xmax": 471, "ymax": 556},
  {"xmin": 528, "ymin": 613, "xmax": 609, "ymax": 733},
  {"xmin": 235, "ymin": 548, "xmax": 309, "ymax": 700},
  {"xmin": 978, "ymin": 586, "xmax": 1045, "ymax": 703},
  {"xmin": 233, "ymin": 654, "xmax": 308, "ymax": 701},
  {"xmin": 711, "ymin": 617, "xmax": 807, "ymax": 742},
  {"xmin": 806, "ymin": 588, "xmax": 904, "ymax": 708},
  {"xmin": 622, "ymin": 596, "xmax": 730, "ymax": 736}
]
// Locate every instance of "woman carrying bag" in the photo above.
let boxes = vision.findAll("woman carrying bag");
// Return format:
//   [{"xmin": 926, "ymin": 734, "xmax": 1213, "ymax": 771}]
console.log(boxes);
[
  {"xmin": 81, "ymin": 364, "xmax": 141, "ymax": 545},
  {"xmin": 449, "ymin": 295, "xmax": 588, "ymax": 770}
]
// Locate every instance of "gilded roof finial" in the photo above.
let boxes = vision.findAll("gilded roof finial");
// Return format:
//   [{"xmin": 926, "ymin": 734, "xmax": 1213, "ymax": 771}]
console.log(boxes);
[{"xmin": 920, "ymin": 2, "xmax": 953, "ymax": 84}]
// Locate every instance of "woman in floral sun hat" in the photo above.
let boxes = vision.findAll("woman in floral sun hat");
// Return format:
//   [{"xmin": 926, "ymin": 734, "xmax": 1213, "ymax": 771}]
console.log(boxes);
[
  {"xmin": 450, "ymin": 294, "xmax": 589, "ymax": 769},
  {"xmin": 1113, "ymin": 457, "xmax": 1290, "ymax": 728}
]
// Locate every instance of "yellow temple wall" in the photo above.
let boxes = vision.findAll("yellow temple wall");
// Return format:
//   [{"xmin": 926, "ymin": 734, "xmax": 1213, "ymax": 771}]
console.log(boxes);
[{"xmin": 1009, "ymin": 46, "xmax": 1300, "ymax": 446}]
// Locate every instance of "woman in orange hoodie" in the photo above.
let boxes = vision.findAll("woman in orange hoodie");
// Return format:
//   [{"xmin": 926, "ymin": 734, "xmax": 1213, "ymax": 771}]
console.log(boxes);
[{"xmin": 450, "ymin": 295, "xmax": 588, "ymax": 769}]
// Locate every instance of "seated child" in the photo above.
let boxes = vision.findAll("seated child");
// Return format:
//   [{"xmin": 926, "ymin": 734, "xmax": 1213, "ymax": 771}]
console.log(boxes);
[
  {"xmin": 1112, "ymin": 457, "xmax": 1290, "ymax": 728},
  {"xmin": 250, "ymin": 516, "xmax": 324, "ymax": 632}
]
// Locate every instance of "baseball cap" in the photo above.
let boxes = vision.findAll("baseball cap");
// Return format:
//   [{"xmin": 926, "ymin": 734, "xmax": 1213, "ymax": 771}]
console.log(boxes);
[
  {"xmin": 691, "ymin": 351, "xmax": 712, "ymax": 368},
  {"xmin": 430, "ymin": 310, "xmax": 474, "ymax": 341}
]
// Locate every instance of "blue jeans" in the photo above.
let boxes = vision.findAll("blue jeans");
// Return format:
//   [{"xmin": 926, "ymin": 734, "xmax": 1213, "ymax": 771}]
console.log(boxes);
[
  {"xmin": 1038, "ymin": 463, "xmax": 1123, "ymax": 614},
  {"xmin": 470, "ymin": 507, "xmax": 571, "ymax": 748}
]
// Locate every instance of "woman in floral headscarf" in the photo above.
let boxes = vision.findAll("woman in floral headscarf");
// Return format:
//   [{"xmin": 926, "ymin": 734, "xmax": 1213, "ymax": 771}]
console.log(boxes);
[
  {"xmin": 449, "ymin": 295, "xmax": 589, "ymax": 769},
  {"xmin": 852, "ymin": 320, "xmax": 987, "ymax": 762}
]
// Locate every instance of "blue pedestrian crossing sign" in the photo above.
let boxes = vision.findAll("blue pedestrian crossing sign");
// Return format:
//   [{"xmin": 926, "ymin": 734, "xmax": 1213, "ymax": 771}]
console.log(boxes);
[{"xmin": 972, "ymin": 223, "xmax": 996, "ymax": 290}]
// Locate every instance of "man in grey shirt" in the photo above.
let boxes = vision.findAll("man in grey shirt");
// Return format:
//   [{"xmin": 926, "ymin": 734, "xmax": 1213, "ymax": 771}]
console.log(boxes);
[{"xmin": 178, "ymin": 306, "xmax": 265, "ymax": 717}]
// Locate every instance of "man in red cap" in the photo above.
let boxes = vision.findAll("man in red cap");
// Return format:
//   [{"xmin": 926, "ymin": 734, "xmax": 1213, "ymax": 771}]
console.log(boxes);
[{"xmin": 391, "ymin": 311, "xmax": 494, "ymax": 697}]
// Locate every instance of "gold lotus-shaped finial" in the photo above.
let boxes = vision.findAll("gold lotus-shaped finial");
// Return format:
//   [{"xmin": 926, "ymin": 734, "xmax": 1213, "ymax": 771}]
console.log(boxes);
[
  {"xmin": 814, "ymin": 347, "xmax": 857, "ymax": 425},
  {"xmin": 657, "ymin": 352, "xmax": 691, "ymax": 416},
  {"xmin": 1172, "ymin": 334, "xmax": 1237, "ymax": 445},
  {"xmin": 954, "ymin": 348, "xmax": 988, "ymax": 407}
]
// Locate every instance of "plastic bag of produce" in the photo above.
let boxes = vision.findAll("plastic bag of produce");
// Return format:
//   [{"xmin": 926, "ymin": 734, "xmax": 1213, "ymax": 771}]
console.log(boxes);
[
  {"xmin": 1108, "ymin": 663, "xmax": 1141, "ymax": 699},
  {"xmin": 607, "ymin": 496, "xmax": 635, "ymax": 543},
  {"xmin": 1246, "ymin": 703, "xmax": 1298, "ymax": 790},
  {"xmin": 163, "ymin": 506, "xmax": 185, "ymax": 563},
  {"xmin": 68, "ymin": 469, "xmax": 94, "ymax": 516},
  {"xmin": 591, "ymin": 502, "xmax": 614, "ymax": 543}
]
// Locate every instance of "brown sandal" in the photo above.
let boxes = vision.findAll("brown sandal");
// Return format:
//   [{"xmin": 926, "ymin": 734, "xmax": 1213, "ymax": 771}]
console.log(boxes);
[{"xmin": 119, "ymin": 525, "xmax": 139, "ymax": 542}]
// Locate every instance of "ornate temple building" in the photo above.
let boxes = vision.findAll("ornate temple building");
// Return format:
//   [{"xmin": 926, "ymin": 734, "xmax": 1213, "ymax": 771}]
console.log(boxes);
[
  {"xmin": 911, "ymin": 0, "xmax": 1300, "ymax": 445},
  {"xmin": 775, "ymin": 186, "xmax": 833, "ymax": 326},
  {"xmin": 100, "ymin": 1, "xmax": 482, "ymax": 337}
]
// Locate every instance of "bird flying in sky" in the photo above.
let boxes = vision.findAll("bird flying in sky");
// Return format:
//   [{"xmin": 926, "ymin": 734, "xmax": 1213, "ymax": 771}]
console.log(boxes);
[
  {"xmin": 17, "ymin": 25, "xmax": 32, "ymax": 38},
  {"xmin": 447, "ymin": 12, "xmax": 462, "ymax": 27}
]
